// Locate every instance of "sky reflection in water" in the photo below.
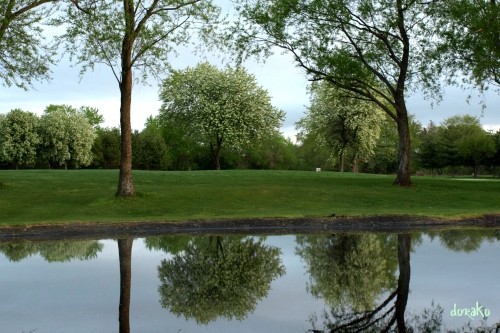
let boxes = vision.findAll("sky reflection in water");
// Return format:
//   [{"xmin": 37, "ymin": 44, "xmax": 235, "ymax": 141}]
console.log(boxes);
[{"xmin": 0, "ymin": 230, "xmax": 499, "ymax": 333}]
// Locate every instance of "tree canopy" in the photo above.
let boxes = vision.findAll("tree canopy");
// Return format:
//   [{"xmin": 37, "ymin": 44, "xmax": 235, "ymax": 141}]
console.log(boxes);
[
  {"xmin": 159, "ymin": 62, "xmax": 284, "ymax": 170},
  {"xmin": 0, "ymin": 0, "xmax": 57, "ymax": 88},
  {"xmin": 38, "ymin": 105, "xmax": 97, "ymax": 168},
  {"xmin": 0, "ymin": 109, "xmax": 40, "ymax": 169},
  {"xmin": 297, "ymin": 82, "xmax": 385, "ymax": 172},
  {"xmin": 230, "ymin": 0, "xmax": 446, "ymax": 186},
  {"xmin": 158, "ymin": 236, "xmax": 285, "ymax": 324},
  {"xmin": 430, "ymin": 0, "xmax": 499, "ymax": 91},
  {"xmin": 55, "ymin": 0, "xmax": 220, "ymax": 196}
]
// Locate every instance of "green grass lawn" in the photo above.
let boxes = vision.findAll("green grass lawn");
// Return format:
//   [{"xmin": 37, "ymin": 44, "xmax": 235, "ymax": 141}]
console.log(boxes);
[{"xmin": 0, "ymin": 169, "xmax": 499, "ymax": 225}]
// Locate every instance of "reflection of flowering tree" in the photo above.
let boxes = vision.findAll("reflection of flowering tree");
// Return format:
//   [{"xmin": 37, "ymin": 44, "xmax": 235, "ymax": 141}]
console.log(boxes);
[
  {"xmin": 0, "ymin": 240, "xmax": 103, "ymax": 262},
  {"xmin": 158, "ymin": 236, "xmax": 285, "ymax": 324},
  {"xmin": 296, "ymin": 233, "xmax": 398, "ymax": 312},
  {"xmin": 306, "ymin": 234, "xmax": 413, "ymax": 332}
]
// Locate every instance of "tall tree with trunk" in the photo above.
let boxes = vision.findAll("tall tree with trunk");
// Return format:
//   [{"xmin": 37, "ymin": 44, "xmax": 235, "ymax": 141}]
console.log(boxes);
[
  {"xmin": 297, "ymin": 82, "xmax": 385, "ymax": 172},
  {"xmin": 56, "ymin": 0, "xmax": 219, "ymax": 196},
  {"xmin": 159, "ymin": 62, "xmax": 284, "ymax": 170},
  {"xmin": 231, "ymin": 0, "xmax": 441, "ymax": 186},
  {"xmin": 0, "ymin": 0, "xmax": 57, "ymax": 88}
]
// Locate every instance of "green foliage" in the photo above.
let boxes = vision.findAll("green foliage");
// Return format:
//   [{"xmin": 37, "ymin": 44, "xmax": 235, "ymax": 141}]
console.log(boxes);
[
  {"xmin": 144, "ymin": 235, "xmax": 191, "ymax": 254},
  {"xmin": 91, "ymin": 127, "xmax": 121, "ymax": 169},
  {"xmin": 38, "ymin": 104, "xmax": 97, "ymax": 168},
  {"xmin": 158, "ymin": 236, "xmax": 285, "ymax": 324},
  {"xmin": 0, "ymin": 109, "xmax": 40, "ymax": 168},
  {"xmin": 132, "ymin": 127, "xmax": 169, "ymax": 170},
  {"xmin": 231, "ymin": 0, "xmax": 439, "ymax": 185},
  {"xmin": 439, "ymin": 115, "xmax": 496, "ymax": 176},
  {"xmin": 297, "ymin": 82, "xmax": 385, "ymax": 172},
  {"xmin": 0, "ymin": 240, "xmax": 103, "ymax": 262},
  {"xmin": 0, "ymin": 0, "xmax": 57, "ymax": 88},
  {"xmin": 362, "ymin": 115, "xmax": 399, "ymax": 174},
  {"xmin": 296, "ymin": 234, "xmax": 397, "ymax": 312},
  {"xmin": 55, "ymin": 0, "xmax": 220, "ymax": 84},
  {"xmin": 239, "ymin": 131, "xmax": 300, "ymax": 170},
  {"xmin": 427, "ymin": 229, "xmax": 500, "ymax": 253},
  {"xmin": 430, "ymin": 0, "xmax": 499, "ymax": 90},
  {"xmin": 417, "ymin": 121, "xmax": 448, "ymax": 175},
  {"xmin": 159, "ymin": 62, "xmax": 285, "ymax": 169}
]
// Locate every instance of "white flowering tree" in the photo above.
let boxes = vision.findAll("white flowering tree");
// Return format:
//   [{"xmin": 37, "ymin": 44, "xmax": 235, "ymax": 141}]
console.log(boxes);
[
  {"xmin": 0, "ymin": 109, "xmax": 40, "ymax": 169},
  {"xmin": 159, "ymin": 62, "xmax": 285, "ymax": 170},
  {"xmin": 38, "ymin": 105, "xmax": 97, "ymax": 168},
  {"xmin": 297, "ymin": 82, "xmax": 385, "ymax": 172}
]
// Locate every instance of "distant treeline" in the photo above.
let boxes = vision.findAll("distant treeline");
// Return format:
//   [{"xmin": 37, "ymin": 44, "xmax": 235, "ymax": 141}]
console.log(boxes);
[{"xmin": 1, "ymin": 108, "xmax": 499, "ymax": 177}]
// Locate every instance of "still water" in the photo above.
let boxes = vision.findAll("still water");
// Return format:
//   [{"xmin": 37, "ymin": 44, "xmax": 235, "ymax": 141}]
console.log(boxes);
[{"xmin": 0, "ymin": 230, "xmax": 499, "ymax": 333}]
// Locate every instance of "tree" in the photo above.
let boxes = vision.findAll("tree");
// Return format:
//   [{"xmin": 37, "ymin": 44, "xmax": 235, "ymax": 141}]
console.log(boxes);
[
  {"xmin": 457, "ymin": 128, "xmax": 495, "ymax": 177},
  {"xmin": 492, "ymin": 130, "xmax": 500, "ymax": 177},
  {"xmin": 297, "ymin": 82, "xmax": 385, "ymax": 172},
  {"xmin": 231, "ymin": 0, "xmax": 442, "ymax": 186},
  {"xmin": 0, "ymin": 109, "xmax": 40, "ymax": 169},
  {"xmin": 296, "ymin": 234, "xmax": 398, "ymax": 312},
  {"xmin": 38, "ymin": 105, "xmax": 96, "ymax": 168},
  {"xmin": 159, "ymin": 62, "xmax": 284, "ymax": 170},
  {"xmin": 417, "ymin": 121, "xmax": 447, "ymax": 176},
  {"xmin": 0, "ymin": 0, "xmax": 57, "ymax": 88},
  {"xmin": 158, "ymin": 236, "xmax": 285, "ymax": 324},
  {"xmin": 79, "ymin": 106, "xmax": 104, "ymax": 128},
  {"xmin": 92, "ymin": 127, "xmax": 121, "ymax": 169},
  {"xmin": 0, "ymin": 240, "xmax": 103, "ymax": 262},
  {"xmin": 440, "ymin": 115, "xmax": 495, "ymax": 177},
  {"xmin": 56, "ymin": 0, "xmax": 220, "ymax": 197},
  {"xmin": 307, "ymin": 234, "xmax": 416, "ymax": 333},
  {"xmin": 241, "ymin": 131, "xmax": 300, "ymax": 170},
  {"xmin": 363, "ymin": 114, "xmax": 399, "ymax": 174},
  {"xmin": 132, "ymin": 127, "xmax": 169, "ymax": 170},
  {"xmin": 430, "ymin": 0, "xmax": 499, "ymax": 91}
]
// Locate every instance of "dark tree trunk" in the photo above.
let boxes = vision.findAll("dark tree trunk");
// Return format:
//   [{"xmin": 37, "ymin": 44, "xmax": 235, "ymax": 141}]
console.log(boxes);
[
  {"xmin": 393, "ymin": 0, "xmax": 412, "ymax": 187},
  {"xmin": 339, "ymin": 150, "xmax": 345, "ymax": 172},
  {"xmin": 395, "ymin": 234, "xmax": 411, "ymax": 333},
  {"xmin": 116, "ymin": 3, "xmax": 135, "ymax": 197},
  {"xmin": 214, "ymin": 137, "xmax": 223, "ymax": 170},
  {"xmin": 394, "ymin": 109, "xmax": 412, "ymax": 186},
  {"xmin": 118, "ymin": 238, "xmax": 133, "ymax": 333}
]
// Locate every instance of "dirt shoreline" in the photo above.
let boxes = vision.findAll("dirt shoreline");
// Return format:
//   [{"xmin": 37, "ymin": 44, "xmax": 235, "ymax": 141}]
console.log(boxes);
[{"xmin": 0, "ymin": 214, "xmax": 499, "ymax": 242}]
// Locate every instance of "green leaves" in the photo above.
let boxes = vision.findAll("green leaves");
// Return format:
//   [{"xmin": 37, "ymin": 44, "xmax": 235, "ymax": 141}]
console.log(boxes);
[
  {"xmin": 0, "ymin": 109, "xmax": 40, "ymax": 168},
  {"xmin": 158, "ymin": 236, "xmax": 285, "ymax": 324},
  {"xmin": 159, "ymin": 62, "xmax": 284, "ymax": 169},
  {"xmin": 297, "ymin": 82, "xmax": 385, "ymax": 171},
  {"xmin": 56, "ymin": 0, "xmax": 220, "ymax": 83},
  {"xmin": 0, "ymin": 0, "xmax": 57, "ymax": 88},
  {"xmin": 38, "ymin": 104, "xmax": 97, "ymax": 168}
]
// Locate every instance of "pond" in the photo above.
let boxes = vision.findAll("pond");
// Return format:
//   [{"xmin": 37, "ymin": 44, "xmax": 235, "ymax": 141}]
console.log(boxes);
[{"xmin": 0, "ymin": 229, "xmax": 499, "ymax": 333}]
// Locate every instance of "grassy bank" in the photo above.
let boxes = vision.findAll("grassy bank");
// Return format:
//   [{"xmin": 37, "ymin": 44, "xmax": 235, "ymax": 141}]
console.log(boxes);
[{"xmin": 0, "ymin": 169, "xmax": 499, "ymax": 225}]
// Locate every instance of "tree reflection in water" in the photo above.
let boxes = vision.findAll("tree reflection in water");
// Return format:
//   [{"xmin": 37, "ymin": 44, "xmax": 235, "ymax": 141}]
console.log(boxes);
[
  {"xmin": 1, "ymin": 231, "xmax": 499, "ymax": 332},
  {"xmin": 300, "ymin": 232, "xmax": 500, "ymax": 333},
  {"xmin": 118, "ymin": 238, "xmax": 133, "ymax": 333},
  {"xmin": 0, "ymin": 240, "xmax": 103, "ymax": 262},
  {"xmin": 156, "ymin": 235, "xmax": 285, "ymax": 324}
]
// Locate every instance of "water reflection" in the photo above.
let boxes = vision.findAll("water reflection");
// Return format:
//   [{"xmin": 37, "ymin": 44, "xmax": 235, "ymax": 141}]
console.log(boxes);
[
  {"xmin": 0, "ymin": 229, "xmax": 499, "ymax": 332},
  {"xmin": 302, "ymin": 231, "xmax": 499, "ymax": 333},
  {"xmin": 0, "ymin": 240, "xmax": 103, "ymax": 262},
  {"xmin": 157, "ymin": 236, "xmax": 285, "ymax": 324}
]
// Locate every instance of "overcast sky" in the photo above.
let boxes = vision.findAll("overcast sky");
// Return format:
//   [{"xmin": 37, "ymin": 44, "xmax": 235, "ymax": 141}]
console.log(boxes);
[{"xmin": 1, "ymin": 7, "xmax": 499, "ymax": 141}]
